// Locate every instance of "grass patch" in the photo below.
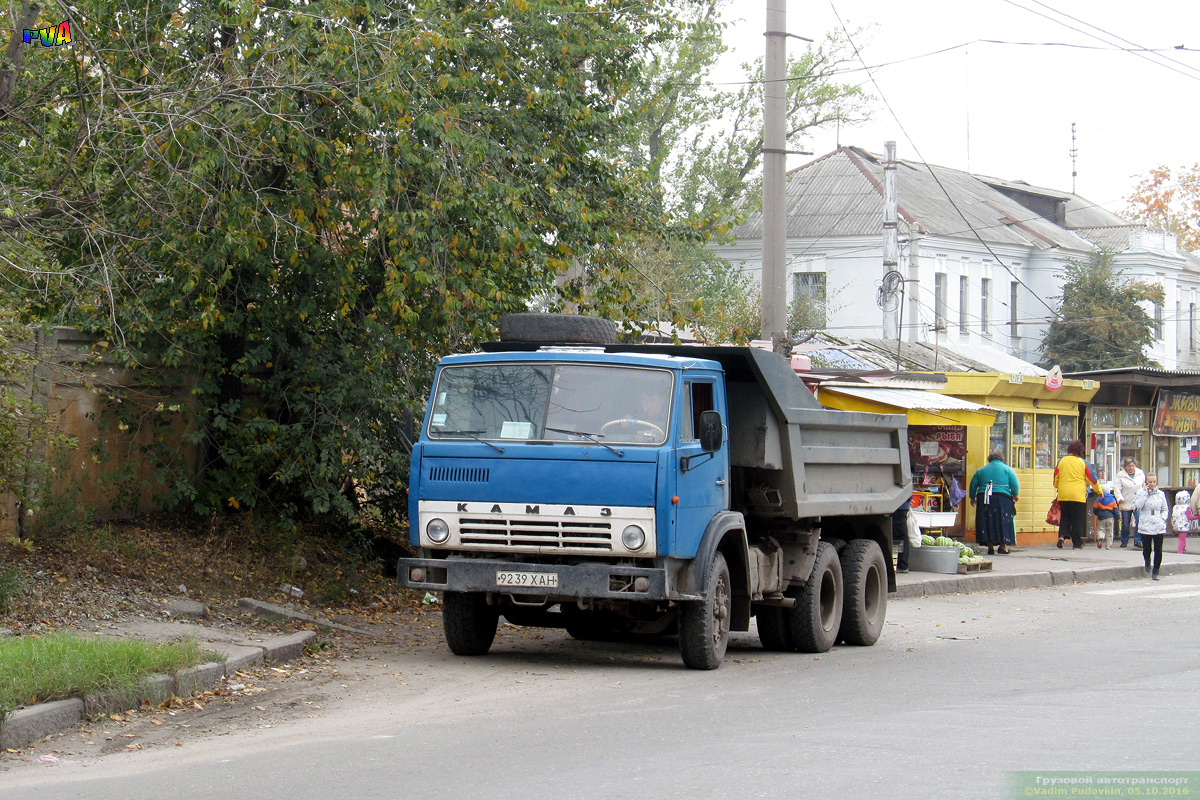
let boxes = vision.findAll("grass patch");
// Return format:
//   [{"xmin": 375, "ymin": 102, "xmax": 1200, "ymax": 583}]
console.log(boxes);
[{"xmin": 0, "ymin": 632, "xmax": 206, "ymax": 714}]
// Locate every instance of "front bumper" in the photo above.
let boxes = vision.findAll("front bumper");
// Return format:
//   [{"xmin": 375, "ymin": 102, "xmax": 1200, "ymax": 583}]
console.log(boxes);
[{"xmin": 398, "ymin": 556, "xmax": 670, "ymax": 601}]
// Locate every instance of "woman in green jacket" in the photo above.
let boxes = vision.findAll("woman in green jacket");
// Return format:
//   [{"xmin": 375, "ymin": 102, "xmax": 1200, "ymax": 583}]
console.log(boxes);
[{"xmin": 969, "ymin": 452, "xmax": 1020, "ymax": 555}]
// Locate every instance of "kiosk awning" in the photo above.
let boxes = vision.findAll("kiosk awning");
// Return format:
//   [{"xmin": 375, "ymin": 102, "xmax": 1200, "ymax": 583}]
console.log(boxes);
[{"xmin": 817, "ymin": 386, "xmax": 997, "ymax": 426}]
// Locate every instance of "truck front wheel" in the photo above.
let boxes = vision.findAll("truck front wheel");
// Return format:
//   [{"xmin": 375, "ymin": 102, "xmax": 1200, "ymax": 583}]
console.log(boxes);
[
  {"xmin": 788, "ymin": 541, "xmax": 843, "ymax": 653},
  {"xmin": 679, "ymin": 551, "xmax": 731, "ymax": 670},
  {"xmin": 839, "ymin": 539, "xmax": 887, "ymax": 646},
  {"xmin": 443, "ymin": 592, "xmax": 499, "ymax": 656}
]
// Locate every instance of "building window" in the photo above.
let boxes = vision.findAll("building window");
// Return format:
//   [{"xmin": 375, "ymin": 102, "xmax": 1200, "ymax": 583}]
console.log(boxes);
[
  {"xmin": 980, "ymin": 278, "xmax": 991, "ymax": 338},
  {"xmin": 1010, "ymin": 412, "xmax": 1032, "ymax": 469},
  {"xmin": 1192, "ymin": 303, "xmax": 1196, "ymax": 352},
  {"xmin": 1010, "ymin": 281, "xmax": 1020, "ymax": 339},
  {"xmin": 792, "ymin": 272, "xmax": 827, "ymax": 328},
  {"xmin": 934, "ymin": 273, "xmax": 947, "ymax": 328},
  {"xmin": 959, "ymin": 275, "xmax": 969, "ymax": 332},
  {"xmin": 1154, "ymin": 303, "xmax": 1163, "ymax": 339}
]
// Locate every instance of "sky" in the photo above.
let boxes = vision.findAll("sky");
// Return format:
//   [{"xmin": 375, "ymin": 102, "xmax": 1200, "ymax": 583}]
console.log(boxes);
[{"xmin": 715, "ymin": 0, "xmax": 1199, "ymax": 214}]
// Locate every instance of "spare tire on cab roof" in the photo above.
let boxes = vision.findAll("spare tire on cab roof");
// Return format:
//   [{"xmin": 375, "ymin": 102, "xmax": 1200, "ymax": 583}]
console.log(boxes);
[{"xmin": 498, "ymin": 313, "xmax": 618, "ymax": 345}]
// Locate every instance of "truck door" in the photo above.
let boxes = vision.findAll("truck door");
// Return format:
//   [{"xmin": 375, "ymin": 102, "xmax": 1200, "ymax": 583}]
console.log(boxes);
[{"xmin": 675, "ymin": 379, "xmax": 728, "ymax": 557}]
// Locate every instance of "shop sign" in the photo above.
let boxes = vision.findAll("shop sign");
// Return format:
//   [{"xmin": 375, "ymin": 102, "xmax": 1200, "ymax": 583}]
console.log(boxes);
[
  {"xmin": 909, "ymin": 425, "xmax": 966, "ymax": 474},
  {"xmin": 1152, "ymin": 390, "xmax": 1200, "ymax": 436},
  {"xmin": 1044, "ymin": 365, "xmax": 1064, "ymax": 391}
]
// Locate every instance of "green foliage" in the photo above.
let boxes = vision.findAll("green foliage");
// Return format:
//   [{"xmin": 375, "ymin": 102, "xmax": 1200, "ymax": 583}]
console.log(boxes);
[
  {"xmin": 0, "ymin": 564, "xmax": 24, "ymax": 615},
  {"xmin": 621, "ymin": 4, "xmax": 870, "ymax": 341},
  {"xmin": 1039, "ymin": 250, "xmax": 1165, "ymax": 372},
  {"xmin": 1, "ymin": 0, "xmax": 674, "ymax": 523}
]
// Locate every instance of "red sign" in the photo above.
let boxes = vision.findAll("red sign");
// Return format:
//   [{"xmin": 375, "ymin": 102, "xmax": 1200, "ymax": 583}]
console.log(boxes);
[{"xmin": 909, "ymin": 426, "xmax": 967, "ymax": 474}]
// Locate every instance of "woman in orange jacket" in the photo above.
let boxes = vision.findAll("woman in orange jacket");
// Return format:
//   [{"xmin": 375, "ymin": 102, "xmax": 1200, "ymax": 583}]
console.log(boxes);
[{"xmin": 1054, "ymin": 439, "xmax": 1103, "ymax": 549}]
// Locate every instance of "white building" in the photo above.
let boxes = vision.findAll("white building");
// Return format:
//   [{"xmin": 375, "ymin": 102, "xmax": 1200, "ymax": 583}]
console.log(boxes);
[{"xmin": 713, "ymin": 145, "xmax": 1200, "ymax": 369}]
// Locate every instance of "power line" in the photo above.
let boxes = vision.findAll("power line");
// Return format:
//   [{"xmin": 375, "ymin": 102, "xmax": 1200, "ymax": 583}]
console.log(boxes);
[{"xmin": 1000, "ymin": 0, "xmax": 1200, "ymax": 84}]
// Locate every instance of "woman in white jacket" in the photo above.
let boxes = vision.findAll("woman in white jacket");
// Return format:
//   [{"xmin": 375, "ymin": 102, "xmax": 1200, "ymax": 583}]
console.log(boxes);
[
  {"xmin": 1135, "ymin": 474, "xmax": 1169, "ymax": 580},
  {"xmin": 1114, "ymin": 458, "xmax": 1146, "ymax": 548}
]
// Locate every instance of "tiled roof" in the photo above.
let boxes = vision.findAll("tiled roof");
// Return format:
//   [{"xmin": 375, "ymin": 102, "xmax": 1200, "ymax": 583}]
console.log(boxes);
[{"xmin": 732, "ymin": 146, "xmax": 1109, "ymax": 252}]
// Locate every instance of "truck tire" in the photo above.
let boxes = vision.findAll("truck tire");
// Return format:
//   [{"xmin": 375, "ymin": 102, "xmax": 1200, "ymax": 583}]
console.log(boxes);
[
  {"xmin": 755, "ymin": 607, "xmax": 793, "ymax": 652},
  {"xmin": 679, "ymin": 550, "xmax": 731, "ymax": 670},
  {"xmin": 443, "ymin": 592, "xmax": 499, "ymax": 656},
  {"xmin": 787, "ymin": 541, "xmax": 843, "ymax": 653},
  {"xmin": 498, "ymin": 313, "xmax": 618, "ymax": 344},
  {"xmin": 839, "ymin": 539, "xmax": 888, "ymax": 646}
]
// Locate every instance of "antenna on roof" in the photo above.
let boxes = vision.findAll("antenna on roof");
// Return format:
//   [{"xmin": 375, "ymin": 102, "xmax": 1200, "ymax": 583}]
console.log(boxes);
[{"xmin": 1070, "ymin": 122, "xmax": 1078, "ymax": 194}]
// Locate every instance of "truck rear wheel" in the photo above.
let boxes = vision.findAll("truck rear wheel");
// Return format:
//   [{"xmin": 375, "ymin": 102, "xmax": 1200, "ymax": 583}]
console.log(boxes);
[
  {"xmin": 788, "ymin": 541, "xmax": 843, "ymax": 653},
  {"xmin": 679, "ymin": 550, "xmax": 731, "ymax": 670},
  {"xmin": 755, "ymin": 607, "xmax": 793, "ymax": 651},
  {"xmin": 839, "ymin": 539, "xmax": 887, "ymax": 646},
  {"xmin": 443, "ymin": 592, "xmax": 499, "ymax": 656}
]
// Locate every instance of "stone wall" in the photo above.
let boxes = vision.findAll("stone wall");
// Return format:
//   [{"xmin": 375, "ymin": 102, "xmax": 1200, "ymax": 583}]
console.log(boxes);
[{"xmin": 2, "ymin": 327, "xmax": 202, "ymax": 537}]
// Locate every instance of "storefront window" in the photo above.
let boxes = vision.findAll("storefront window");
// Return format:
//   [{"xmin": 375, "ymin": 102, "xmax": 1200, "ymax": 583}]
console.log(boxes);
[
  {"xmin": 1092, "ymin": 408, "xmax": 1116, "ymax": 428},
  {"xmin": 988, "ymin": 411, "xmax": 1008, "ymax": 458},
  {"xmin": 1120, "ymin": 434, "xmax": 1143, "ymax": 477},
  {"xmin": 1057, "ymin": 416, "xmax": 1077, "ymax": 460},
  {"xmin": 1011, "ymin": 412, "xmax": 1032, "ymax": 469},
  {"xmin": 1184, "ymin": 443, "xmax": 1200, "ymax": 489},
  {"xmin": 1035, "ymin": 414, "xmax": 1055, "ymax": 469},
  {"xmin": 1093, "ymin": 432, "xmax": 1117, "ymax": 482},
  {"xmin": 1156, "ymin": 438, "xmax": 1172, "ymax": 486},
  {"xmin": 1120, "ymin": 409, "xmax": 1146, "ymax": 428}
]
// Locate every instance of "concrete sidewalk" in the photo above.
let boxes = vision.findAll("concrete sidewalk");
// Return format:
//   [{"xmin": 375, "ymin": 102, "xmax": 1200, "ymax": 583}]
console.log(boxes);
[
  {"xmin": 894, "ymin": 539, "xmax": 1200, "ymax": 597},
  {"xmin": 0, "ymin": 619, "xmax": 318, "ymax": 752}
]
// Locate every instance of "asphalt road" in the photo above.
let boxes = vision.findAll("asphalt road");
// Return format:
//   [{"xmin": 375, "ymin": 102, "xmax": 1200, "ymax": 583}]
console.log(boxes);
[{"xmin": 7, "ymin": 576, "xmax": 1200, "ymax": 800}]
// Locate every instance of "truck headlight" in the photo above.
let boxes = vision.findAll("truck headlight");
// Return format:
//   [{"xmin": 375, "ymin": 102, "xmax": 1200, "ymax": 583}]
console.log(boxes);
[
  {"xmin": 621, "ymin": 525, "xmax": 646, "ymax": 551},
  {"xmin": 426, "ymin": 518, "xmax": 450, "ymax": 544}
]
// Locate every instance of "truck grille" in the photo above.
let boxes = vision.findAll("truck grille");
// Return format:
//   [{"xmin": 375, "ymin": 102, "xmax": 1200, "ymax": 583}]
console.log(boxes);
[
  {"xmin": 459, "ymin": 517, "xmax": 613, "ymax": 551},
  {"xmin": 429, "ymin": 467, "xmax": 490, "ymax": 483}
]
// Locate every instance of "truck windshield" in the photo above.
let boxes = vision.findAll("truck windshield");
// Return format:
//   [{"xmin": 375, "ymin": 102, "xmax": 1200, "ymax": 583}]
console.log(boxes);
[{"xmin": 428, "ymin": 363, "xmax": 673, "ymax": 445}]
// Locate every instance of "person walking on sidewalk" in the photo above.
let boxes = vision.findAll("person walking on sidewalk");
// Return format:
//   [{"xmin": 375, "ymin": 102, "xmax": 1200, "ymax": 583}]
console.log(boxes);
[
  {"xmin": 1114, "ymin": 457, "xmax": 1146, "ymax": 548},
  {"xmin": 1054, "ymin": 439, "xmax": 1102, "ymax": 550},
  {"xmin": 969, "ymin": 452, "xmax": 1020, "ymax": 555},
  {"xmin": 1135, "ymin": 474, "xmax": 1169, "ymax": 580},
  {"xmin": 1093, "ymin": 484, "xmax": 1118, "ymax": 549}
]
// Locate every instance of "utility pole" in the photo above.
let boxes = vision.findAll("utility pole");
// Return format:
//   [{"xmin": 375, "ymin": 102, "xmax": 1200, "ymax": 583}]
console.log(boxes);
[
  {"xmin": 907, "ymin": 227, "xmax": 920, "ymax": 342},
  {"xmin": 761, "ymin": 0, "xmax": 787, "ymax": 353},
  {"xmin": 882, "ymin": 141, "xmax": 899, "ymax": 339}
]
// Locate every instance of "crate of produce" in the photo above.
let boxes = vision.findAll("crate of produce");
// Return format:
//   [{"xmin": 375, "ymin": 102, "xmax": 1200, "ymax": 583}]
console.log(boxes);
[{"xmin": 908, "ymin": 545, "xmax": 960, "ymax": 574}]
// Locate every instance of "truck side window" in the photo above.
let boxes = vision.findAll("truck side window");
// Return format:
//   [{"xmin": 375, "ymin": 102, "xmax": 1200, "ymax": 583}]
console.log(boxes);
[{"xmin": 681, "ymin": 382, "xmax": 714, "ymax": 442}]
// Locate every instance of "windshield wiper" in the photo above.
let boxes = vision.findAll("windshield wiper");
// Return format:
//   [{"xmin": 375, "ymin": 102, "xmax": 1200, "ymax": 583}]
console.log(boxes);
[
  {"xmin": 435, "ymin": 429, "xmax": 505, "ymax": 453},
  {"xmin": 544, "ymin": 426, "xmax": 624, "ymax": 457}
]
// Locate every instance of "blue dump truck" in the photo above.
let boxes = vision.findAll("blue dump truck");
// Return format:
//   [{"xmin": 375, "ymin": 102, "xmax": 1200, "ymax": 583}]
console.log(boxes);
[{"xmin": 399, "ymin": 315, "xmax": 911, "ymax": 669}]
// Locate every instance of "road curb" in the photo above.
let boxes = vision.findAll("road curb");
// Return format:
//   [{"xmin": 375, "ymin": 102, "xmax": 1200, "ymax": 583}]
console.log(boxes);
[
  {"xmin": 237, "ymin": 598, "xmax": 373, "ymax": 635},
  {"xmin": 0, "ymin": 631, "xmax": 317, "ymax": 753},
  {"xmin": 894, "ymin": 558, "xmax": 1200, "ymax": 598}
]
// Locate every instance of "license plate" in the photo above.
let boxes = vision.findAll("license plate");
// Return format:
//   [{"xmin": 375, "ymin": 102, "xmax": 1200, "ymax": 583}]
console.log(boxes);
[{"xmin": 496, "ymin": 571, "xmax": 559, "ymax": 589}]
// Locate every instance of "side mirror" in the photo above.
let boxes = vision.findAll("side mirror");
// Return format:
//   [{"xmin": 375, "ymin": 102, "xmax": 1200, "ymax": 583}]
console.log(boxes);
[{"xmin": 699, "ymin": 410, "xmax": 723, "ymax": 452}]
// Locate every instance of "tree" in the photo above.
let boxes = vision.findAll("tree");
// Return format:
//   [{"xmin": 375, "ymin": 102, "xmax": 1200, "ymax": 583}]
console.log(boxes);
[
  {"xmin": 1, "ymin": 0, "xmax": 674, "ymax": 523},
  {"xmin": 618, "ymin": 1, "xmax": 871, "ymax": 341},
  {"xmin": 1039, "ymin": 250, "xmax": 1165, "ymax": 372},
  {"xmin": 1125, "ymin": 164, "xmax": 1200, "ymax": 253}
]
